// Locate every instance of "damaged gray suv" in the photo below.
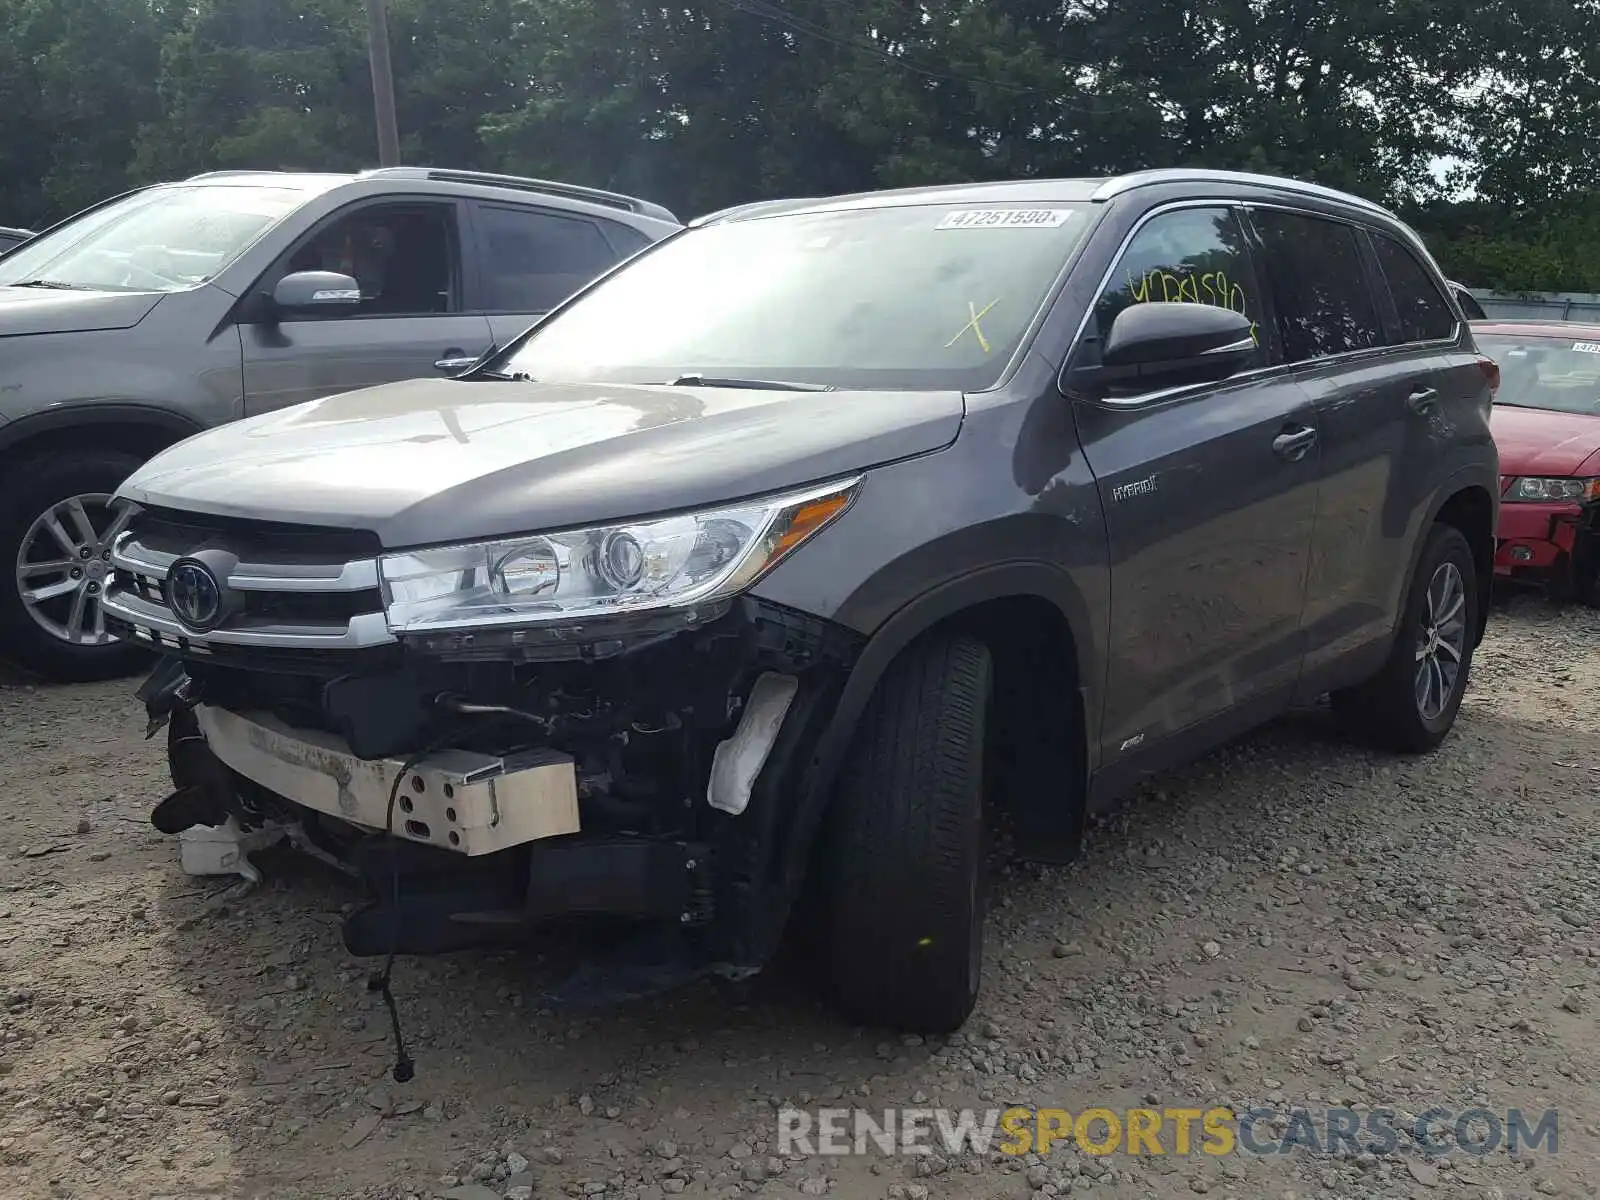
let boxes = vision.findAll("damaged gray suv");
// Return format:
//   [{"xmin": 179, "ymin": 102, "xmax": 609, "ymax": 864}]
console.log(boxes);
[{"xmin": 108, "ymin": 169, "xmax": 1500, "ymax": 1035}]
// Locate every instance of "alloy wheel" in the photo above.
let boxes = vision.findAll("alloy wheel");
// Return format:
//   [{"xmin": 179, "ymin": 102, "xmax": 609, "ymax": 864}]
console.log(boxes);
[
  {"xmin": 14, "ymin": 493, "xmax": 131, "ymax": 648},
  {"xmin": 1413, "ymin": 560, "xmax": 1466, "ymax": 722}
]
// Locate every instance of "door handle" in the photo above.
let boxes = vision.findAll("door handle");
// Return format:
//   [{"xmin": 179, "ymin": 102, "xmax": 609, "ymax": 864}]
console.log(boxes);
[
  {"xmin": 1407, "ymin": 386, "xmax": 1438, "ymax": 414},
  {"xmin": 434, "ymin": 348, "xmax": 481, "ymax": 372},
  {"xmin": 1272, "ymin": 426, "xmax": 1318, "ymax": 461}
]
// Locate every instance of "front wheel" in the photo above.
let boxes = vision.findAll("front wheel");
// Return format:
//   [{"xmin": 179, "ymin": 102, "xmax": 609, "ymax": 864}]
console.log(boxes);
[
  {"xmin": 0, "ymin": 448, "xmax": 152, "ymax": 682},
  {"xmin": 1332, "ymin": 522, "xmax": 1478, "ymax": 753},
  {"xmin": 825, "ymin": 633, "xmax": 991, "ymax": 1033}
]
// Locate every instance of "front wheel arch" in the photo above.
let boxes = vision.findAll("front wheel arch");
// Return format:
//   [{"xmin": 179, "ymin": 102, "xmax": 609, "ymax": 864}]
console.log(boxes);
[{"xmin": 802, "ymin": 567, "xmax": 1093, "ymax": 831}]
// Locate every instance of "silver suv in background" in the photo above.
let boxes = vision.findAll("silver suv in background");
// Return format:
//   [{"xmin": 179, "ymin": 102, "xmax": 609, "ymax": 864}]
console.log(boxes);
[{"xmin": 0, "ymin": 168, "xmax": 680, "ymax": 681}]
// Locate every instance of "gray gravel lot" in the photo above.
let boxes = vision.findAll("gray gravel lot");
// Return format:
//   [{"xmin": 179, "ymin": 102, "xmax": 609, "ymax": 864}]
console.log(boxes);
[{"xmin": 1, "ymin": 593, "xmax": 1596, "ymax": 1200}]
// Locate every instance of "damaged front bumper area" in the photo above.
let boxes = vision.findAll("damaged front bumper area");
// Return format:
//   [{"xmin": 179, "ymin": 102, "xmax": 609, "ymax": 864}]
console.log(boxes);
[{"xmin": 131, "ymin": 595, "xmax": 860, "ymax": 1002}]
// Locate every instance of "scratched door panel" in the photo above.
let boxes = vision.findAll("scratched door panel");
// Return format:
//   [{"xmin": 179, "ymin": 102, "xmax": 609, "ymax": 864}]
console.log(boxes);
[{"xmin": 1068, "ymin": 204, "xmax": 1317, "ymax": 756}]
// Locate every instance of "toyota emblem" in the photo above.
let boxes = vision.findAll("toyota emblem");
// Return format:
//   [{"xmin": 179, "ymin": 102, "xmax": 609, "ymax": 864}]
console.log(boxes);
[{"xmin": 167, "ymin": 558, "xmax": 224, "ymax": 632}]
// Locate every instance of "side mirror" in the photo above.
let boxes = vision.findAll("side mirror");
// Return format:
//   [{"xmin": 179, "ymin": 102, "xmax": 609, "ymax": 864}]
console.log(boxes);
[
  {"xmin": 271, "ymin": 270, "xmax": 362, "ymax": 313},
  {"xmin": 1077, "ymin": 302, "xmax": 1257, "ymax": 396}
]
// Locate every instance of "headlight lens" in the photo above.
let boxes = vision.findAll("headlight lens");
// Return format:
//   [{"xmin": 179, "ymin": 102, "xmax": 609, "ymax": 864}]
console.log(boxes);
[
  {"xmin": 1504, "ymin": 476, "xmax": 1600, "ymax": 502},
  {"xmin": 379, "ymin": 477, "xmax": 860, "ymax": 634}
]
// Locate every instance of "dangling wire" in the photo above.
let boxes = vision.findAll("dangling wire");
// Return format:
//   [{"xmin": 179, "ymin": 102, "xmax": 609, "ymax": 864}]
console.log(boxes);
[
  {"xmin": 368, "ymin": 750, "xmax": 432, "ymax": 1084},
  {"xmin": 366, "ymin": 700, "xmax": 555, "ymax": 1084}
]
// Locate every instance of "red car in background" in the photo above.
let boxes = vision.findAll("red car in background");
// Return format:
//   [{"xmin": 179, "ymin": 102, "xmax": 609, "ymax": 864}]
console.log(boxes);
[{"xmin": 1473, "ymin": 321, "xmax": 1600, "ymax": 601}]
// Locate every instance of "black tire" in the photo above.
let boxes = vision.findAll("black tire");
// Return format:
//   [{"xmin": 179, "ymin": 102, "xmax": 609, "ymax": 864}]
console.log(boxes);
[
  {"xmin": 0, "ymin": 448, "xmax": 153, "ymax": 683},
  {"xmin": 826, "ymin": 633, "xmax": 991, "ymax": 1034},
  {"xmin": 1332, "ymin": 522, "xmax": 1477, "ymax": 753}
]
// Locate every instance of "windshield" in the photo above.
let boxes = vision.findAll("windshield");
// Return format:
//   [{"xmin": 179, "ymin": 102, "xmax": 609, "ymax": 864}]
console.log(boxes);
[
  {"xmin": 494, "ymin": 201, "xmax": 1096, "ymax": 391},
  {"xmin": 1477, "ymin": 334, "xmax": 1600, "ymax": 416},
  {"xmin": 0, "ymin": 184, "xmax": 306, "ymax": 293}
]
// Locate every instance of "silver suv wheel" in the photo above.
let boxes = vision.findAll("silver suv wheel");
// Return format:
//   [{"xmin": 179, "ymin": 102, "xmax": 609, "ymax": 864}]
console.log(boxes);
[{"xmin": 15, "ymin": 492, "xmax": 130, "ymax": 647}]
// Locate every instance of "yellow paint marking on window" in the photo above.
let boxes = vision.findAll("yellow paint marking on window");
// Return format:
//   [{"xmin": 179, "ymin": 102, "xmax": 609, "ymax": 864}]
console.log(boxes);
[{"xmin": 945, "ymin": 299, "xmax": 1000, "ymax": 353}]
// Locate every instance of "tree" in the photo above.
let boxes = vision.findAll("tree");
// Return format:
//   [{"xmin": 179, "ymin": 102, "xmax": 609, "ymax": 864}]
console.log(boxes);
[
  {"xmin": 0, "ymin": 0, "xmax": 164, "ymax": 226},
  {"xmin": 1, "ymin": 0, "xmax": 1597, "ymax": 290}
]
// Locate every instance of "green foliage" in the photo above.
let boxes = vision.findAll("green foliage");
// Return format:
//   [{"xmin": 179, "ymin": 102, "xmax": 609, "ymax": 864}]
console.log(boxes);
[{"xmin": 0, "ymin": 0, "xmax": 1595, "ymax": 291}]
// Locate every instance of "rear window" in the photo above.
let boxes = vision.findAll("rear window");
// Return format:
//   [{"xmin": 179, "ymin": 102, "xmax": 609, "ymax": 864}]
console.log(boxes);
[
  {"xmin": 1476, "ymin": 334, "xmax": 1600, "ymax": 415},
  {"xmin": 1372, "ymin": 233, "xmax": 1455, "ymax": 343},
  {"xmin": 476, "ymin": 204, "xmax": 620, "ymax": 313},
  {"xmin": 1251, "ymin": 209, "xmax": 1384, "ymax": 361}
]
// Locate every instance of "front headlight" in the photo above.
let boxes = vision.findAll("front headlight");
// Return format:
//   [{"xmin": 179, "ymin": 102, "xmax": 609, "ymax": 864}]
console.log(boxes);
[
  {"xmin": 379, "ymin": 476, "xmax": 860, "ymax": 634},
  {"xmin": 1504, "ymin": 476, "xmax": 1600, "ymax": 503}
]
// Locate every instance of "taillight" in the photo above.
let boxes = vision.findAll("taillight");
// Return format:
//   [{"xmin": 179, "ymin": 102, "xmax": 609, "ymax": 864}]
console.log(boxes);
[{"xmin": 1477, "ymin": 356, "xmax": 1500, "ymax": 398}]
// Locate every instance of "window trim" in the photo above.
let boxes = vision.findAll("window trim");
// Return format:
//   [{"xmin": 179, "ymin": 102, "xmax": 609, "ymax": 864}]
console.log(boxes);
[
  {"xmin": 1367, "ymin": 226, "xmax": 1460, "ymax": 348},
  {"xmin": 1057, "ymin": 198, "xmax": 1290, "ymax": 410},
  {"xmin": 468, "ymin": 199, "xmax": 622, "ymax": 316},
  {"xmin": 234, "ymin": 193, "xmax": 468, "ymax": 324}
]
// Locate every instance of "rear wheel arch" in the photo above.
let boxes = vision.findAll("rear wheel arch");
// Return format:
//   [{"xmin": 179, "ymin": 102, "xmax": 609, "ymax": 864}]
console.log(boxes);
[{"xmin": 1424, "ymin": 481, "xmax": 1496, "ymax": 646}]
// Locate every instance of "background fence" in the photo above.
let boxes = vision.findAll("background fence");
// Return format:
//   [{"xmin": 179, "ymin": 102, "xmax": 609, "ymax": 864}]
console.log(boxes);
[{"xmin": 1470, "ymin": 290, "xmax": 1600, "ymax": 322}]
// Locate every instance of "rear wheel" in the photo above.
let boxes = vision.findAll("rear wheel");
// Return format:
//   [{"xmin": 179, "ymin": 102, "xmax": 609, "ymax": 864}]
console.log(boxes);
[
  {"xmin": 1332, "ymin": 522, "xmax": 1477, "ymax": 753},
  {"xmin": 0, "ymin": 448, "xmax": 151, "ymax": 682},
  {"xmin": 825, "ymin": 633, "xmax": 991, "ymax": 1033}
]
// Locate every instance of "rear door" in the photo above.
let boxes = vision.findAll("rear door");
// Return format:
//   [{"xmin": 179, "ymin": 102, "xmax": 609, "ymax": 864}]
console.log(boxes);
[
  {"xmin": 1247, "ymin": 206, "xmax": 1462, "ymax": 691},
  {"xmin": 1067, "ymin": 203, "xmax": 1322, "ymax": 762},
  {"xmin": 240, "ymin": 198, "xmax": 494, "ymax": 414},
  {"xmin": 466, "ymin": 202, "xmax": 645, "ymax": 349}
]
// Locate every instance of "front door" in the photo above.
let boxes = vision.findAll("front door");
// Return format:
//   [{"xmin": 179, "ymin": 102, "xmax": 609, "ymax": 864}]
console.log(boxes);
[
  {"xmin": 240, "ymin": 200, "xmax": 494, "ymax": 414},
  {"xmin": 1067, "ymin": 204, "xmax": 1321, "ymax": 763}
]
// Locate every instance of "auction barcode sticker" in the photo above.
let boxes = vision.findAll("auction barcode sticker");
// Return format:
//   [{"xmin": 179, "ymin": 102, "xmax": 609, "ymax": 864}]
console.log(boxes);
[
  {"xmin": 1572, "ymin": 341, "xmax": 1600, "ymax": 353},
  {"xmin": 936, "ymin": 208, "xmax": 1075, "ymax": 230}
]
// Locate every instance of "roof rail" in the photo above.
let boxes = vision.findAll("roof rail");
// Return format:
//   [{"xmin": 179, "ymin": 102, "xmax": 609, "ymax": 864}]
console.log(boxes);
[
  {"xmin": 185, "ymin": 170, "xmax": 282, "ymax": 180},
  {"xmin": 1092, "ymin": 168, "xmax": 1395, "ymax": 218},
  {"xmin": 361, "ymin": 166, "xmax": 679, "ymax": 224}
]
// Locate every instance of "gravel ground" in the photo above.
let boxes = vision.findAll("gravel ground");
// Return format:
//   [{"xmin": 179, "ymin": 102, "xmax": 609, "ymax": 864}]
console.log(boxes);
[{"xmin": 1, "ymin": 592, "xmax": 1597, "ymax": 1200}]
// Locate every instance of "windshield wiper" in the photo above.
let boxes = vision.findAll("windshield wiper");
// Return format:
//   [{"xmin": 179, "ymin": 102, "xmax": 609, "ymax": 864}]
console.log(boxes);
[
  {"xmin": 10, "ymin": 279, "xmax": 93, "ymax": 290},
  {"xmin": 669, "ymin": 374, "xmax": 835, "ymax": 392},
  {"xmin": 475, "ymin": 369, "xmax": 535, "ymax": 381}
]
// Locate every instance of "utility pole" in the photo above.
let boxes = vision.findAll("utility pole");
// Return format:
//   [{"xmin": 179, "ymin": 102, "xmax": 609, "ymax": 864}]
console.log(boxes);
[{"xmin": 364, "ymin": 0, "xmax": 401, "ymax": 165}]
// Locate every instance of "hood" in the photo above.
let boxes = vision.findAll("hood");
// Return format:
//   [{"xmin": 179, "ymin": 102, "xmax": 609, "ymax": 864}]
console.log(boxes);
[
  {"xmin": 1490, "ymin": 404, "xmax": 1600, "ymax": 477},
  {"xmin": 118, "ymin": 378, "xmax": 965, "ymax": 547},
  {"xmin": 0, "ymin": 286, "xmax": 163, "ymax": 336}
]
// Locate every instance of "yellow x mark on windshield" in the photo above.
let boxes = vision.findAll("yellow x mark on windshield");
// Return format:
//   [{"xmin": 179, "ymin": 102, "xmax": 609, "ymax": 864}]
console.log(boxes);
[{"xmin": 945, "ymin": 298, "xmax": 1000, "ymax": 353}]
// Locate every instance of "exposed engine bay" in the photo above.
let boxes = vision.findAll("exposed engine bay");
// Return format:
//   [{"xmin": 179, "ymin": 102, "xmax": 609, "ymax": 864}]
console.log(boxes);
[{"xmin": 136, "ymin": 596, "xmax": 862, "ymax": 1006}]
